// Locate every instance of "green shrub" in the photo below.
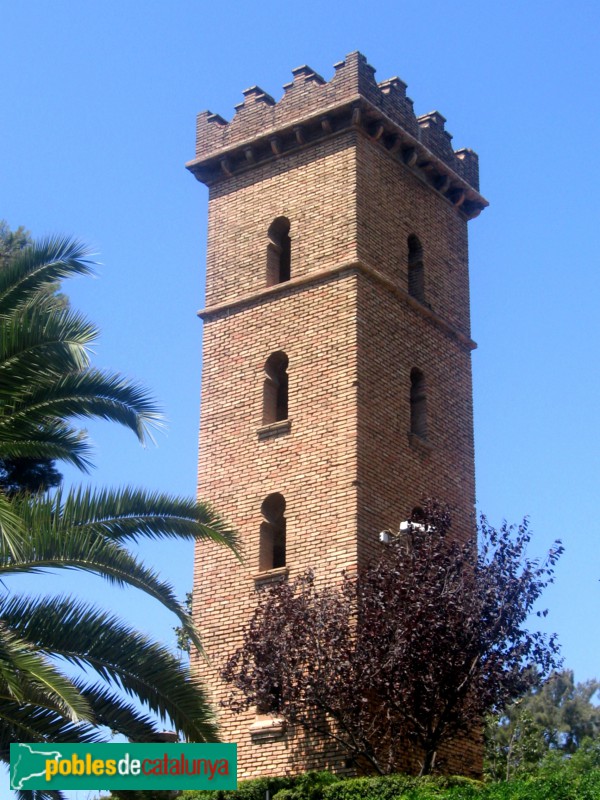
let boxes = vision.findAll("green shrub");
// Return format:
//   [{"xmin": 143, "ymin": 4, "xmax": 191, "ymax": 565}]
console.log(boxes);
[
  {"xmin": 400, "ymin": 776, "xmax": 482, "ymax": 799},
  {"xmin": 274, "ymin": 771, "xmax": 341, "ymax": 800},
  {"xmin": 181, "ymin": 775, "xmax": 295, "ymax": 800},
  {"xmin": 181, "ymin": 766, "xmax": 600, "ymax": 800},
  {"xmin": 323, "ymin": 774, "xmax": 417, "ymax": 800},
  {"xmin": 323, "ymin": 769, "xmax": 600, "ymax": 800},
  {"xmin": 576, "ymin": 770, "xmax": 600, "ymax": 800},
  {"xmin": 538, "ymin": 738, "xmax": 600, "ymax": 777},
  {"xmin": 324, "ymin": 775, "xmax": 486, "ymax": 800},
  {"xmin": 481, "ymin": 769, "xmax": 600, "ymax": 800}
]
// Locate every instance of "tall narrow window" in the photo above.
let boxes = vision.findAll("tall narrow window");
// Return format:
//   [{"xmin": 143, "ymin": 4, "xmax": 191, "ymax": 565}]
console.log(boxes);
[
  {"xmin": 260, "ymin": 493, "xmax": 286, "ymax": 571},
  {"xmin": 410, "ymin": 368, "xmax": 427, "ymax": 439},
  {"xmin": 266, "ymin": 217, "xmax": 291, "ymax": 285},
  {"xmin": 408, "ymin": 235, "xmax": 424, "ymax": 302},
  {"xmin": 263, "ymin": 351, "xmax": 289, "ymax": 424}
]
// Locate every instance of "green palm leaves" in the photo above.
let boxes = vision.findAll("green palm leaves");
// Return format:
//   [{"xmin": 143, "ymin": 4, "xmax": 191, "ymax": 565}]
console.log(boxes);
[
  {"xmin": 0, "ymin": 237, "xmax": 162, "ymax": 470},
  {"xmin": 0, "ymin": 234, "xmax": 236, "ymax": 775}
]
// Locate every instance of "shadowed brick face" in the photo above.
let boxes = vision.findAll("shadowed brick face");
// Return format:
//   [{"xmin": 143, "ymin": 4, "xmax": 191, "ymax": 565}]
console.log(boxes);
[{"xmin": 188, "ymin": 51, "xmax": 487, "ymax": 778}]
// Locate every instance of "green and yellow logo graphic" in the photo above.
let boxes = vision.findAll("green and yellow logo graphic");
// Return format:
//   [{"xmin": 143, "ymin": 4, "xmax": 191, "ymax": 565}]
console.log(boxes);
[{"xmin": 10, "ymin": 743, "xmax": 237, "ymax": 790}]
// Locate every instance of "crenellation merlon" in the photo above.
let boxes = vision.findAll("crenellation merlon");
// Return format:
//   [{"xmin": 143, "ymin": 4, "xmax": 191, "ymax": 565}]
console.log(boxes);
[
  {"xmin": 379, "ymin": 76, "xmax": 408, "ymax": 95},
  {"xmin": 235, "ymin": 86, "xmax": 276, "ymax": 110},
  {"xmin": 285, "ymin": 64, "xmax": 326, "ymax": 88},
  {"xmin": 190, "ymin": 51, "xmax": 485, "ymax": 200},
  {"xmin": 194, "ymin": 110, "xmax": 227, "ymax": 158},
  {"xmin": 335, "ymin": 51, "xmax": 379, "ymax": 103},
  {"xmin": 376, "ymin": 76, "xmax": 418, "ymax": 136},
  {"xmin": 417, "ymin": 111, "xmax": 454, "ymax": 161},
  {"xmin": 279, "ymin": 63, "xmax": 329, "ymax": 120},
  {"xmin": 454, "ymin": 149, "xmax": 480, "ymax": 191}
]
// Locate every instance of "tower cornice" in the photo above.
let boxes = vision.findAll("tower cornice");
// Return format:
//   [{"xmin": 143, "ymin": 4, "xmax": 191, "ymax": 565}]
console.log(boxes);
[{"xmin": 197, "ymin": 259, "xmax": 477, "ymax": 351}]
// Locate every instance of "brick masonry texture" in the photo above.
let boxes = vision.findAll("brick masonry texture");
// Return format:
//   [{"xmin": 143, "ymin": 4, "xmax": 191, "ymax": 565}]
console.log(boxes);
[{"xmin": 190, "ymin": 53, "xmax": 485, "ymax": 779}]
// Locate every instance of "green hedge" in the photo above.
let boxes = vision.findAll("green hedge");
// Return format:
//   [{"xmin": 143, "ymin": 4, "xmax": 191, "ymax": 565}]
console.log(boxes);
[
  {"xmin": 322, "ymin": 775, "xmax": 481, "ymax": 800},
  {"xmin": 274, "ymin": 770, "xmax": 341, "ymax": 800},
  {"xmin": 180, "ymin": 766, "xmax": 600, "ymax": 800},
  {"xmin": 321, "ymin": 772, "xmax": 600, "ymax": 800},
  {"xmin": 180, "ymin": 772, "xmax": 337, "ymax": 800},
  {"xmin": 180, "ymin": 774, "xmax": 296, "ymax": 800}
]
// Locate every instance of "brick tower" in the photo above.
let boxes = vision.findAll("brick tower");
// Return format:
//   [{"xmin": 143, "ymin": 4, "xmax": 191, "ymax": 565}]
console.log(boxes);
[{"xmin": 187, "ymin": 52, "xmax": 487, "ymax": 778}]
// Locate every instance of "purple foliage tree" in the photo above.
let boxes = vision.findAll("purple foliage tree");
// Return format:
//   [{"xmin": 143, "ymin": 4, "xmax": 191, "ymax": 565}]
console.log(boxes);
[{"xmin": 222, "ymin": 503, "xmax": 563, "ymax": 775}]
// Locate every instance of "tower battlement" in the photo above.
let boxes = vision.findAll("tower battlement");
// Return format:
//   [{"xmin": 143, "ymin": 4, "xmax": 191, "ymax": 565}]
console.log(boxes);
[{"xmin": 187, "ymin": 52, "xmax": 486, "ymax": 217}]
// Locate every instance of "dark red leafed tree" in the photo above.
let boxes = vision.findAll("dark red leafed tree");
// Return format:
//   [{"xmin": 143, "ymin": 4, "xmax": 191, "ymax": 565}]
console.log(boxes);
[{"xmin": 222, "ymin": 503, "xmax": 563, "ymax": 775}]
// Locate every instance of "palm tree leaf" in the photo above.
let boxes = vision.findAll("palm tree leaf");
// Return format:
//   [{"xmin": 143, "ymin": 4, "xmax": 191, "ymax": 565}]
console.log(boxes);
[
  {"xmin": 0, "ymin": 694, "xmax": 100, "ymax": 750},
  {"xmin": 0, "ymin": 701, "xmax": 100, "ymax": 800},
  {"xmin": 0, "ymin": 492, "xmax": 26, "ymax": 558},
  {"xmin": 16, "ymin": 789, "xmax": 68, "ymax": 800},
  {"xmin": 58, "ymin": 485, "xmax": 240, "ymax": 552},
  {"xmin": 0, "ymin": 231, "xmax": 231, "ymax": 754},
  {"xmin": 0, "ymin": 422, "xmax": 92, "ymax": 471},
  {"xmin": 0, "ymin": 236, "xmax": 95, "ymax": 317},
  {"xmin": 0, "ymin": 306, "xmax": 96, "ymax": 385},
  {"xmin": 76, "ymin": 680, "xmax": 167, "ymax": 741},
  {"xmin": 0, "ymin": 501, "xmax": 202, "ymax": 644},
  {"xmin": 0, "ymin": 368, "xmax": 164, "ymax": 446},
  {"xmin": 0, "ymin": 621, "xmax": 91, "ymax": 722},
  {"xmin": 1, "ymin": 595, "xmax": 220, "ymax": 742},
  {"xmin": 1, "ymin": 486, "xmax": 238, "ymax": 651},
  {"xmin": 0, "ymin": 684, "xmax": 173, "ymax": 763}
]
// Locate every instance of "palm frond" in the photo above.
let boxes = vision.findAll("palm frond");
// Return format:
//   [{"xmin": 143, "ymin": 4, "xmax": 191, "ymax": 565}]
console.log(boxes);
[
  {"xmin": 1, "ymin": 595, "xmax": 220, "ymax": 742},
  {"xmin": 0, "ymin": 492, "xmax": 25, "ymax": 558},
  {"xmin": 0, "ymin": 693, "xmax": 99, "ymax": 750},
  {"xmin": 0, "ymin": 502, "xmax": 201, "ymax": 645},
  {"xmin": 76, "ymin": 680, "xmax": 167, "ymax": 741},
  {"xmin": 0, "ymin": 422, "xmax": 92, "ymax": 471},
  {"xmin": 0, "ymin": 306, "xmax": 97, "ymax": 386},
  {"xmin": 0, "ymin": 230, "xmax": 232, "ymax": 754},
  {"xmin": 1, "ymin": 368, "xmax": 164, "ymax": 446},
  {"xmin": 0, "ymin": 621, "xmax": 91, "ymax": 722},
  {"xmin": 0, "ymin": 682, "xmax": 175, "ymax": 764},
  {"xmin": 16, "ymin": 787, "xmax": 68, "ymax": 800},
  {"xmin": 0, "ymin": 236, "xmax": 95, "ymax": 316},
  {"xmin": 59, "ymin": 485, "xmax": 240, "ymax": 552},
  {"xmin": 0, "ymin": 701, "xmax": 101, "ymax": 800}
]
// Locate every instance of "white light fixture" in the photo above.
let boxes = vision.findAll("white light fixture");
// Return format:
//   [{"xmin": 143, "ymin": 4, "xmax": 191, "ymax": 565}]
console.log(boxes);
[{"xmin": 379, "ymin": 520, "xmax": 434, "ymax": 544}]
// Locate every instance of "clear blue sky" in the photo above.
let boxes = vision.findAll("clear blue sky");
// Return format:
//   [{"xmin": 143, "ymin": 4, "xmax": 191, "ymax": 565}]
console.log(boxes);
[{"xmin": 2, "ymin": 0, "xmax": 599, "ymax": 795}]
